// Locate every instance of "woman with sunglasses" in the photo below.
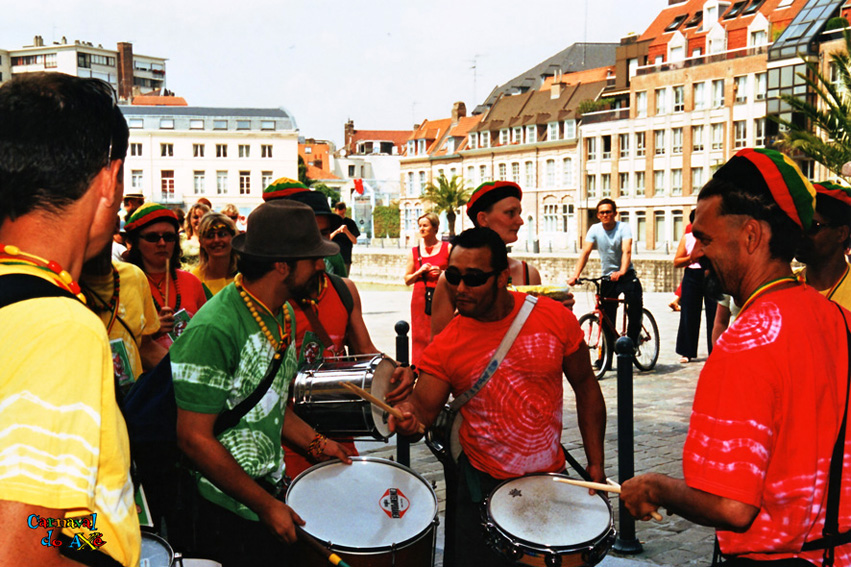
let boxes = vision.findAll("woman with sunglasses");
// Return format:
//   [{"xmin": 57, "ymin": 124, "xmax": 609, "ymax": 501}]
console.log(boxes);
[
  {"xmin": 125, "ymin": 203, "xmax": 207, "ymax": 348},
  {"xmin": 404, "ymin": 212, "xmax": 451, "ymax": 365},
  {"xmin": 181, "ymin": 202, "xmax": 212, "ymax": 269},
  {"xmin": 192, "ymin": 212, "xmax": 239, "ymax": 298}
]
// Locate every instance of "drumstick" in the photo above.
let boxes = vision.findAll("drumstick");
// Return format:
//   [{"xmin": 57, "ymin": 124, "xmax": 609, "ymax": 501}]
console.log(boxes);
[
  {"xmin": 554, "ymin": 477, "xmax": 664, "ymax": 521},
  {"xmin": 296, "ymin": 525, "xmax": 352, "ymax": 567},
  {"xmin": 164, "ymin": 258, "xmax": 170, "ymax": 307},
  {"xmin": 340, "ymin": 382, "xmax": 425, "ymax": 434}
]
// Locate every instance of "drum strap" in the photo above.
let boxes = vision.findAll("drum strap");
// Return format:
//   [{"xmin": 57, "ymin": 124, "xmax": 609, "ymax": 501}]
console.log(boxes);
[
  {"xmin": 298, "ymin": 302, "xmax": 337, "ymax": 357},
  {"xmin": 449, "ymin": 295, "xmax": 538, "ymax": 412}
]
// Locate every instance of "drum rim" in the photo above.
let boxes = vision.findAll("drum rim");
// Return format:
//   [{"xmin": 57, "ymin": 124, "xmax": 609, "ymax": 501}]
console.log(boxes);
[
  {"xmin": 140, "ymin": 530, "xmax": 175, "ymax": 565},
  {"xmin": 485, "ymin": 472, "xmax": 615, "ymax": 553},
  {"xmin": 286, "ymin": 456, "xmax": 439, "ymax": 553}
]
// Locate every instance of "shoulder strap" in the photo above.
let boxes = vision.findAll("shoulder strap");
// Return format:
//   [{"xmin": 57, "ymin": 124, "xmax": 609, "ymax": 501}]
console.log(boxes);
[
  {"xmin": 327, "ymin": 273, "xmax": 353, "ymax": 316},
  {"xmin": 449, "ymin": 295, "xmax": 538, "ymax": 411},
  {"xmin": 0, "ymin": 274, "xmax": 77, "ymax": 307},
  {"xmin": 298, "ymin": 302, "xmax": 335, "ymax": 355},
  {"xmin": 413, "ymin": 244, "xmax": 422, "ymax": 267}
]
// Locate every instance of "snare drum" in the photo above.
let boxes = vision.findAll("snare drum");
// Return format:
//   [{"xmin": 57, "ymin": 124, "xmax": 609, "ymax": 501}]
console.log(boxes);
[
  {"xmin": 483, "ymin": 474, "xmax": 615, "ymax": 567},
  {"xmin": 286, "ymin": 457, "xmax": 438, "ymax": 567},
  {"xmin": 140, "ymin": 531, "xmax": 174, "ymax": 567},
  {"xmin": 293, "ymin": 354, "xmax": 395, "ymax": 440}
]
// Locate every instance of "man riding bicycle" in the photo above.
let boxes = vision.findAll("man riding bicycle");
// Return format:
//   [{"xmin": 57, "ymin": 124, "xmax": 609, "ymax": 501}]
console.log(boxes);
[{"xmin": 568, "ymin": 198, "xmax": 644, "ymax": 350}]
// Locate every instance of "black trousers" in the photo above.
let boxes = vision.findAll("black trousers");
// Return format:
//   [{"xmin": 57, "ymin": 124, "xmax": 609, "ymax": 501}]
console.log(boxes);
[
  {"xmin": 676, "ymin": 268, "xmax": 717, "ymax": 358},
  {"xmin": 600, "ymin": 270, "xmax": 644, "ymax": 346}
]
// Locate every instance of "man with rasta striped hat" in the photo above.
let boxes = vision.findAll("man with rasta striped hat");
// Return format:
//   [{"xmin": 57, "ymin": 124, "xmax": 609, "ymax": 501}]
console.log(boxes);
[{"xmin": 621, "ymin": 148, "xmax": 851, "ymax": 567}]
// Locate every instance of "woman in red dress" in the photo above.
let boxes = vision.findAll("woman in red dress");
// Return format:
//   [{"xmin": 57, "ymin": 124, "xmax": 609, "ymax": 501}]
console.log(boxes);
[{"xmin": 404, "ymin": 212, "xmax": 451, "ymax": 364}]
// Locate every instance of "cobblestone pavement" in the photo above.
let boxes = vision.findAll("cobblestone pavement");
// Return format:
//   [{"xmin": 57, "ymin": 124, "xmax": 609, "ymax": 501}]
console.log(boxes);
[{"xmin": 352, "ymin": 282, "xmax": 716, "ymax": 567}]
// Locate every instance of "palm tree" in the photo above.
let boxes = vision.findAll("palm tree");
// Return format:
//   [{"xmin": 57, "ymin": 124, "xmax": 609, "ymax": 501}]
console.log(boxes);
[
  {"xmin": 774, "ymin": 28, "xmax": 851, "ymax": 178},
  {"xmin": 421, "ymin": 174, "xmax": 472, "ymax": 237}
]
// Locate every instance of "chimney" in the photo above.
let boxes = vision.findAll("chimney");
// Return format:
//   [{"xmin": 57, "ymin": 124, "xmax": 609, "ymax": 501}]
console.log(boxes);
[
  {"xmin": 33, "ymin": 35, "xmax": 44, "ymax": 47},
  {"xmin": 344, "ymin": 120, "xmax": 355, "ymax": 152},
  {"xmin": 116, "ymin": 42, "xmax": 134, "ymax": 102},
  {"xmin": 451, "ymin": 101, "xmax": 467, "ymax": 122},
  {"xmin": 551, "ymin": 82, "xmax": 562, "ymax": 99}
]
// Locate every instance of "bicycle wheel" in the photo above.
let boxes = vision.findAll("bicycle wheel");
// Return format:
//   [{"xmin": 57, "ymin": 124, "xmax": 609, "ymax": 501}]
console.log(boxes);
[
  {"xmin": 633, "ymin": 308, "xmax": 660, "ymax": 371},
  {"xmin": 578, "ymin": 313, "xmax": 612, "ymax": 380}
]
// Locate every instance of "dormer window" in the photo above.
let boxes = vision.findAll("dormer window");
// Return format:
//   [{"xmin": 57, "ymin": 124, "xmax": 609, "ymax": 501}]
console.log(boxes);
[
  {"xmin": 685, "ymin": 11, "xmax": 703, "ymax": 27},
  {"xmin": 724, "ymin": 1, "xmax": 747, "ymax": 19},
  {"xmin": 665, "ymin": 14, "xmax": 689, "ymax": 32},
  {"xmin": 741, "ymin": 0, "xmax": 765, "ymax": 15}
]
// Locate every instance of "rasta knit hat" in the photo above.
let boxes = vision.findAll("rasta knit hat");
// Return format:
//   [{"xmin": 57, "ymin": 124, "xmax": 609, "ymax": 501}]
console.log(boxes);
[
  {"xmin": 124, "ymin": 202, "xmax": 180, "ymax": 233},
  {"xmin": 262, "ymin": 177, "xmax": 310, "ymax": 202},
  {"xmin": 712, "ymin": 148, "xmax": 815, "ymax": 230},
  {"xmin": 466, "ymin": 181, "xmax": 522, "ymax": 223},
  {"xmin": 813, "ymin": 181, "xmax": 851, "ymax": 207}
]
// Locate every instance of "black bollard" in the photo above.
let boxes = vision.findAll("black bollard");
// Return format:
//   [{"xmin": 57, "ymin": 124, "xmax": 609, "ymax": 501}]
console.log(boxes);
[
  {"xmin": 394, "ymin": 320, "xmax": 411, "ymax": 467},
  {"xmin": 613, "ymin": 335, "xmax": 643, "ymax": 554}
]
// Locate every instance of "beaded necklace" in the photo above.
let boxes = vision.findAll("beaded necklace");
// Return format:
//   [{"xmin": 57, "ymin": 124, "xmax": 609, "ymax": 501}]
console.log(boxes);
[
  {"xmin": 800, "ymin": 263, "xmax": 850, "ymax": 301},
  {"xmin": 81, "ymin": 265, "xmax": 121, "ymax": 333},
  {"xmin": 0, "ymin": 244, "xmax": 86, "ymax": 302},
  {"xmin": 298, "ymin": 273, "xmax": 327, "ymax": 308},
  {"xmin": 739, "ymin": 275, "xmax": 799, "ymax": 313},
  {"xmin": 147, "ymin": 270, "xmax": 181, "ymax": 312},
  {"xmin": 235, "ymin": 273, "xmax": 290, "ymax": 350}
]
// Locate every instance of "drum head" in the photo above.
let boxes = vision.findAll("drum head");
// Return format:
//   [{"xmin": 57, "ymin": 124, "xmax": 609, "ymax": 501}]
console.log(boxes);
[
  {"xmin": 286, "ymin": 457, "xmax": 437, "ymax": 551},
  {"xmin": 488, "ymin": 474, "xmax": 612, "ymax": 549},
  {"xmin": 368, "ymin": 358, "xmax": 395, "ymax": 438},
  {"xmin": 140, "ymin": 531, "xmax": 174, "ymax": 567}
]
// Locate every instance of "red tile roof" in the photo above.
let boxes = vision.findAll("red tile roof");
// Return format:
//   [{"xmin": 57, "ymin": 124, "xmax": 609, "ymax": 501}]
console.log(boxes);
[
  {"xmin": 131, "ymin": 94, "xmax": 188, "ymax": 106},
  {"xmin": 306, "ymin": 164, "xmax": 340, "ymax": 180},
  {"xmin": 348, "ymin": 129, "xmax": 411, "ymax": 149}
]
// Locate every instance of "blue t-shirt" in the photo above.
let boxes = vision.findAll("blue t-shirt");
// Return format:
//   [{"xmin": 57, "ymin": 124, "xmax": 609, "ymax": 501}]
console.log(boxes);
[{"xmin": 586, "ymin": 221, "xmax": 633, "ymax": 276}]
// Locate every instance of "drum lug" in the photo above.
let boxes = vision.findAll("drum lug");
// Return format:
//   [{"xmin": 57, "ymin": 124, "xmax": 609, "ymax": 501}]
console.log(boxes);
[
  {"xmin": 545, "ymin": 553, "xmax": 562, "ymax": 567},
  {"xmin": 173, "ymin": 552, "xmax": 184, "ymax": 567}
]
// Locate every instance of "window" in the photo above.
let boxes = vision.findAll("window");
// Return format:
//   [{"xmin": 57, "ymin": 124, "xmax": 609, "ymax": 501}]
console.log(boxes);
[
  {"xmin": 236, "ymin": 120, "xmax": 250, "ymax": 130},
  {"xmin": 216, "ymin": 144, "xmax": 228, "ymax": 158},
  {"xmin": 754, "ymin": 118, "xmax": 766, "ymax": 147},
  {"xmin": 239, "ymin": 171, "xmax": 251, "ymax": 195},
  {"xmin": 619, "ymin": 134, "xmax": 630, "ymax": 158},
  {"xmin": 751, "ymin": 30, "xmax": 767, "ymax": 46},
  {"xmin": 500, "ymin": 129, "xmax": 509, "ymax": 146},
  {"xmin": 348, "ymin": 165, "xmax": 357, "ymax": 177},
  {"xmin": 712, "ymin": 79, "xmax": 725, "ymax": 108},
  {"xmin": 655, "ymin": 88, "xmax": 667, "ymax": 115},
  {"xmin": 673, "ymin": 86, "xmax": 685, "ymax": 112},
  {"xmin": 671, "ymin": 168, "xmax": 683, "ymax": 195},
  {"xmin": 564, "ymin": 120, "xmax": 576, "ymax": 140},
  {"xmin": 216, "ymin": 171, "xmax": 228, "ymax": 194},
  {"xmin": 711, "ymin": 123, "xmax": 724, "ymax": 150},
  {"xmin": 213, "ymin": 120, "xmax": 227, "ymax": 130},
  {"xmin": 635, "ymin": 171, "xmax": 646, "ymax": 196},
  {"xmin": 480, "ymin": 165, "xmax": 488, "ymax": 183},
  {"xmin": 481, "ymin": 131, "xmax": 491, "ymax": 148},
  {"xmin": 734, "ymin": 120, "xmax": 747, "ymax": 148},
  {"xmin": 498, "ymin": 163, "xmax": 507, "ymax": 180},
  {"xmin": 511, "ymin": 162, "xmax": 520, "ymax": 184},
  {"xmin": 161, "ymin": 170, "xmax": 174, "ymax": 197},
  {"xmin": 193, "ymin": 144, "xmax": 205, "ymax": 158},
  {"xmin": 693, "ymin": 82, "xmax": 706, "ymax": 110},
  {"xmin": 44, "ymin": 53, "xmax": 57, "ymax": 68},
  {"xmin": 417, "ymin": 140, "xmax": 426, "ymax": 154},
  {"xmin": 619, "ymin": 172, "xmax": 630, "ymax": 197},
  {"xmin": 654, "ymin": 211, "xmax": 666, "ymax": 249},
  {"xmin": 636, "ymin": 132, "xmax": 646, "ymax": 157},
  {"xmin": 419, "ymin": 172, "xmax": 427, "ymax": 192},
  {"xmin": 526, "ymin": 125, "xmax": 537, "ymax": 143},
  {"xmin": 655, "ymin": 170, "xmax": 666, "ymax": 196},
  {"xmin": 261, "ymin": 144, "xmax": 273, "ymax": 158},
  {"xmin": 587, "ymin": 175, "xmax": 597, "ymax": 199},
  {"xmin": 131, "ymin": 170, "xmax": 143, "ymax": 189},
  {"xmin": 636, "ymin": 91, "xmax": 647, "ymax": 118},
  {"xmin": 544, "ymin": 203, "xmax": 559, "ymax": 233},
  {"xmin": 546, "ymin": 159, "xmax": 556, "ymax": 187},
  {"xmin": 724, "ymin": 0, "xmax": 747, "ymax": 19},
  {"xmin": 525, "ymin": 161, "xmax": 535, "ymax": 187},
  {"xmin": 742, "ymin": 0, "xmax": 766, "ymax": 15},
  {"xmin": 130, "ymin": 143, "xmax": 142, "ymax": 157},
  {"xmin": 193, "ymin": 171, "xmax": 205, "ymax": 194},
  {"xmin": 692, "ymin": 167, "xmax": 704, "ymax": 192},
  {"xmin": 734, "ymin": 76, "xmax": 748, "ymax": 103},
  {"xmin": 468, "ymin": 133, "xmax": 477, "ymax": 150},
  {"xmin": 160, "ymin": 143, "xmax": 173, "ymax": 157},
  {"xmin": 562, "ymin": 158, "xmax": 573, "ymax": 187},
  {"xmin": 159, "ymin": 119, "xmax": 174, "ymax": 130},
  {"xmin": 239, "ymin": 144, "xmax": 250, "ymax": 158},
  {"xmin": 587, "ymin": 137, "xmax": 597, "ymax": 160},
  {"xmin": 466, "ymin": 166, "xmax": 475, "ymax": 186},
  {"xmin": 636, "ymin": 213, "xmax": 646, "ymax": 246},
  {"xmin": 601, "ymin": 174, "xmax": 611, "ymax": 197},
  {"xmin": 513, "ymin": 127, "xmax": 523, "ymax": 144},
  {"xmin": 548, "ymin": 122, "xmax": 559, "ymax": 141},
  {"xmin": 654, "ymin": 130, "xmax": 666, "ymax": 155},
  {"xmin": 672, "ymin": 128, "xmax": 683, "ymax": 154},
  {"xmin": 190, "ymin": 119, "xmax": 204, "ymax": 130},
  {"xmin": 602, "ymin": 135, "xmax": 612, "ymax": 159},
  {"xmin": 261, "ymin": 120, "xmax": 276, "ymax": 131},
  {"xmin": 755, "ymin": 72, "xmax": 767, "ymax": 100},
  {"xmin": 129, "ymin": 118, "xmax": 144, "ymax": 129},
  {"xmin": 688, "ymin": 126, "xmax": 703, "ymax": 153},
  {"xmin": 262, "ymin": 171, "xmax": 273, "ymax": 189},
  {"xmin": 406, "ymin": 172, "xmax": 414, "ymax": 194},
  {"xmin": 665, "ymin": 13, "xmax": 688, "ymax": 31}
]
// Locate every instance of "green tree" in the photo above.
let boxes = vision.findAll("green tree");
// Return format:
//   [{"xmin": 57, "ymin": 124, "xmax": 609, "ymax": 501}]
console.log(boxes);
[
  {"xmin": 298, "ymin": 155, "xmax": 309, "ymax": 186},
  {"xmin": 373, "ymin": 203, "xmax": 400, "ymax": 238},
  {"xmin": 310, "ymin": 182, "xmax": 341, "ymax": 206},
  {"xmin": 774, "ymin": 30, "xmax": 851, "ymax": 177},
  {"xmin": 421, "ymin": 174, "xmax": 471, "ymax": 237}
]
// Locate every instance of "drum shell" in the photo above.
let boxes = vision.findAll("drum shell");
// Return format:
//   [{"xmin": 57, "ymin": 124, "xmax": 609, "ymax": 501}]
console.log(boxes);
[
  {"xmin": 140, "ymin": 530, "xmax": 174, "ymax": 567},
  {"xmin": 292, "ymin": 355, "xmax": 394, "ymax": 440},
  {"xmin": 483, "ymin": 473, "xmax": 616, "ymax": 567},
  {"xmin": 287, "ymin": 457, "xmax": 438, "ymax": 567}
]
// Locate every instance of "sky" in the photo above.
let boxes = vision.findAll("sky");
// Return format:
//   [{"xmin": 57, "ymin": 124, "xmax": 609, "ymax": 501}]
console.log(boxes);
[{"xmin": 3, "ymin": 0, "xmax": 667, "ymax": 146}]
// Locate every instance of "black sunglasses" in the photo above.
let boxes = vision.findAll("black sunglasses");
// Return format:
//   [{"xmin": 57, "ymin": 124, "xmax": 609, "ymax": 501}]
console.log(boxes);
[
  {"xmin": 444, "ymin": 267, "xmax": 499, "ymax": 287},
  {"xmin": 140, "ymin": 232, "xmax": 178, "ymax": 243},
  {"xmin": 204, "ymin": 229, "xmax": 233, "ymax": 239}
]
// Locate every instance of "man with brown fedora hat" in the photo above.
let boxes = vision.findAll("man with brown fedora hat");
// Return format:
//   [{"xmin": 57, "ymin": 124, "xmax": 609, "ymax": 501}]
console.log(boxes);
[{"xmin": 171, "ymin": 200, "xmax": 353, "ymax": 566}]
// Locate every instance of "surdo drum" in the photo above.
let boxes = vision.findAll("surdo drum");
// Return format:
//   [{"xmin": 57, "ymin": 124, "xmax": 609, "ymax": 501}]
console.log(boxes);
[
  {"xmin": 286, "ymin": 457, "xmax": 438, "ymax": 567},
  {"xmin": 483, "ymin": 474, "xmax": 615, "ymax": 567},
  {"xmin": 292, "ymin": 354, "xmax": 395, "ymax": 440},
  {"xmin": 139, "ymin": 531, "xmax": 174, "ymax": 567}
]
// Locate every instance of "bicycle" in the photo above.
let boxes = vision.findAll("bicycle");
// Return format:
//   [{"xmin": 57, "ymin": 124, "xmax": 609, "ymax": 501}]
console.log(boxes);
[{"xmin": 574, "ymin": 276, "xmax": 660, "ymax": 380}]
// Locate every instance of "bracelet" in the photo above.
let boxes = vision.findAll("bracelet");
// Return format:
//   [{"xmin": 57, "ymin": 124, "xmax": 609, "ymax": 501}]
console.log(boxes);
[{"xmin": 307, "ymin": 433, "xmax": 327, "ymax": 460}]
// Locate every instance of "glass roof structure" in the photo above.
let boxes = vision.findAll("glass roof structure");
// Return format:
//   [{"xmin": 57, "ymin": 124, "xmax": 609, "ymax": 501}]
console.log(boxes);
[{"xmin": 769, "ymin": 0, "xmax": 845, "ymax": 60}]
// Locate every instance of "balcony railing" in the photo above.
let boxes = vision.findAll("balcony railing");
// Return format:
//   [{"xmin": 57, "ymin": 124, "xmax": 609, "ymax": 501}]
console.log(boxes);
[
  {"xmin": 636, "ymin": 44, "xmax": 770, "ymax": 76},
  {"xmin": 581, "ymin": 107, "xmax": 631, "ymax": 124}
]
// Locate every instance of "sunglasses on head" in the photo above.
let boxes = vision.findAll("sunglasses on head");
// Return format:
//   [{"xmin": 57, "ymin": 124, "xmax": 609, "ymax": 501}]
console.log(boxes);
[
  {"xmin": 204, "ymin": 229, "xmax": 233, "ymax": 239},
  {"xmin": 140, "ymin": 232, "xmax": 178, "ymax": 243},
  {"xmin": 444, "ymin": 267, "xmax": 499, "ymax": 287}
]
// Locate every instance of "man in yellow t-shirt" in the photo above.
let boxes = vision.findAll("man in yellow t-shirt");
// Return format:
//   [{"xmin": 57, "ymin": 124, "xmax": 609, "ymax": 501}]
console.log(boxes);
[
  {"xmin": 0, "ymin": 74, "xmax": 140, "ymax": 566},
  {"xmin": 795, "ymin": 181, "xmax": 851, "ymax": 310}
]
